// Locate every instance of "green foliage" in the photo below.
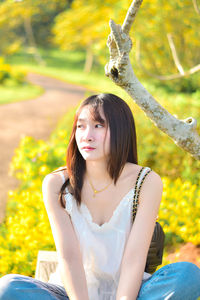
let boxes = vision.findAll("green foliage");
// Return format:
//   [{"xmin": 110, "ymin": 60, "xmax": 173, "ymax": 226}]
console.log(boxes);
[
  {"xmin": 134, "ymin": 0, "xmax": 200, "ymax": 72},
  {"xmin": 20, "ymin": 0, "xmax": 72, "ymax": 47},
  {"xmin": 0, "ymin": 57, "xmax": 26, "ymax": 85},
  {"xmin": 0, "ymin": 1, "xmax": 23, "ymax": 56},
  {"xmin": 0, "ymin": 53, "xmax": 43, "ymax": 105},
  {"xmin": 1, "ymin": 0, "xmax": 199, "ymax": 90},
  {"xmin": 0, "ymin": 0, "xmax": 71, "ymax": 56},
  {"xmin": 155, "ymin": 73, "xmax": 200, "ymax": 94},
  {"xmin": 52, "ymin": 0, "xmax": 200, "ymax": 91}
]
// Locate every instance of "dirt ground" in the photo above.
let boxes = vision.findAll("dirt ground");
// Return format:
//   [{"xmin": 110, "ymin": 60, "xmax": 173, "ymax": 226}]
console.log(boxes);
[
  {"xmin": 0, "ymin": 72, "xmax": 87, "ymax": 224},
  {"xmin": 166, "ymin": 242, "xmax": 200, "ymax": 268}
]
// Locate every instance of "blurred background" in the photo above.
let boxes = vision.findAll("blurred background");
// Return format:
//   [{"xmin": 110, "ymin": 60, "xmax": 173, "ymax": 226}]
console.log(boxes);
[{"xmin": 0, "ymin": 0, "xmax": 199, "ymax": 277}]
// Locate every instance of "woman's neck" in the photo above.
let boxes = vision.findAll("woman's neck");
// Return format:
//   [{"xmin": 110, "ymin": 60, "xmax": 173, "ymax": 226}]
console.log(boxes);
[{"xmin": 85, "ymin": 161, "xmax": 111, "ymax": 183}]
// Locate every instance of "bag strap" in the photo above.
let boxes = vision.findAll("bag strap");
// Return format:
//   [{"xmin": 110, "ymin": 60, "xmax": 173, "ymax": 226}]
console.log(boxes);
[{"xmin": 132, "ymin": 167, "xmax": 152, "ymax": 223}]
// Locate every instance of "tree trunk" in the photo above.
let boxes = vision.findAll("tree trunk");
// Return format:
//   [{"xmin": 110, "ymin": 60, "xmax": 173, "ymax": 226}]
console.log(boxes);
[
  {"xmin": 24, "ymin": 16, "xmax": 45, "ymax": 66},
  {"xmin": 84, "ymin": 46, "xmax": 93, "ymax": 73}
]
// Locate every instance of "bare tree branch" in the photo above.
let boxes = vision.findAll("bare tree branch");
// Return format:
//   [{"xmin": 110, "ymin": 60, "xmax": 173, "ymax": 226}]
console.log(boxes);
[
  {"xmin": 193, "ymin": 0, "xmax": 200, "ymax": 14},
  {"xmin": 105, "ymin": 1, "xmax": 200, "ymax": 160},
  {"xmin": 135, "ymin": 39, "xmax": 200, "ymax": 80},
  {"xmin": 167, "ymin": 33, "xmax": 184, "ymax": 75},
  {"xmin": 122, "ymin": 0, "xmax": 143, "ymax": 35}
]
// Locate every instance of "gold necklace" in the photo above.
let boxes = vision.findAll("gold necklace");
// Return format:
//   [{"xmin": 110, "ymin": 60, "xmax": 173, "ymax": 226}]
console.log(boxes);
[{"xmin": 87, "ymin": 176, "xmax": 112, "ymax": 197}]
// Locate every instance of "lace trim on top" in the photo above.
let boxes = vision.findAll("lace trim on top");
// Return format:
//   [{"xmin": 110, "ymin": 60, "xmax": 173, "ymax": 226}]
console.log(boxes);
[
  {"xmin": 65, "ymin": 193, "xmax": 73, "ymax": 215},
  {"xmin": 60, "ymin": 167, "xmax": 151, "ymax": 230},
  {"xmin": 79, "ymin": 188, "xmax": 135, "ymax": 229}
]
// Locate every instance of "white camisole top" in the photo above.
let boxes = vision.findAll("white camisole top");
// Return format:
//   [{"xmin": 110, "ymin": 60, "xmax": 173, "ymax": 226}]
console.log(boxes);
[{"xmin": 48, "ymin": 167, "xmax": 152, "ymax": 299}]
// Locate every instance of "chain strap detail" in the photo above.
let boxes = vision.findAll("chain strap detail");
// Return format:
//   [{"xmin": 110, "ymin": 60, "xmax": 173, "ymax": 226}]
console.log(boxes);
[{"xmin": 132, "ymin": 167, "xmax": 151, "ymax": 223}]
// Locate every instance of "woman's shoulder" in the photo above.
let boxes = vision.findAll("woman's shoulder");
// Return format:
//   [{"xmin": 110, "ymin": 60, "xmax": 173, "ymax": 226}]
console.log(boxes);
[
  {"xmin": 124, "ymin": 162, "xmax": 150, "ymax": 175},
  {"xmin": 52, "ymin": 166, "xmax": 69, "ymax": 181},
  {"xmin": 126, "ymin": 163, "xmax": 162, "ymax": 185},
  {"xmin": 125, "ymin": 164, "xmax": 163, "ymax": 207},
  {"xmin": 42, "ymin": 167, "xmax": 69, "ymax": 193}
]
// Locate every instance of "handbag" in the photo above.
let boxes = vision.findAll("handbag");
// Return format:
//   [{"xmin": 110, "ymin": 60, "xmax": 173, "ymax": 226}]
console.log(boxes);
[{"xmin": 132, "ymin": 167, "xmax": 165, "ymax": 274}]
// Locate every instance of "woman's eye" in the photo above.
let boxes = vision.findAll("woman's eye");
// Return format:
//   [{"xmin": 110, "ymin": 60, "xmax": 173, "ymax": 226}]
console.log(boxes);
[{"xmin": 77, "ymin": 123, "xmax": 103, "ymax": 129}]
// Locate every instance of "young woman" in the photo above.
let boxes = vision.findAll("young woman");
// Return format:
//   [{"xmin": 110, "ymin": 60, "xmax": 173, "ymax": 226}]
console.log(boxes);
[{"xmin": 0, "ymin": 93, "xmax": 200, "ymax": 300}]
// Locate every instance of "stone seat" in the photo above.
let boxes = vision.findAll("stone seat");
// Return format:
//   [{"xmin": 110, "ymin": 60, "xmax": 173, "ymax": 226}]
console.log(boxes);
[{"xmin": 35, "ymin": 250, "xmax": 58, "ymax": 283}]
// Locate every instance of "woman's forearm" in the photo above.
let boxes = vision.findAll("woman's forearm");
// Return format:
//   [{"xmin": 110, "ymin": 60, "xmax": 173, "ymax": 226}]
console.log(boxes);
[
  {"xmin": 59, "ymin": 257, "xmax": 89, "ymax": 300},
  {"xmin": 116, "ymin": 259, "xmax": 145, "ymax": 300}
]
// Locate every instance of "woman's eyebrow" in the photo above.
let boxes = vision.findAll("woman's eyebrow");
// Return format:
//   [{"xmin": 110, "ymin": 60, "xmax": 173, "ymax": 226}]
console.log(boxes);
[{"xmin": 77, "ymin": 117, "xmax": 106, "ymax": 122}]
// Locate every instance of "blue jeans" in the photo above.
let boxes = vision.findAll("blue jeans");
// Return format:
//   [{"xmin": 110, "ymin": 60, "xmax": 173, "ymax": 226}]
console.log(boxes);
[{"xmin": 0, "ymin": 262, "xmax": 200, "ymax": 299}]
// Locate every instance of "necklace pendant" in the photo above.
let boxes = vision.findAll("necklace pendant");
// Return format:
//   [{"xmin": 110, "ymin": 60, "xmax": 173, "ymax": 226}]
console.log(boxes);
[{"xmin": 93, "ymin": 190, "xmax": 97, "ymax": 197}]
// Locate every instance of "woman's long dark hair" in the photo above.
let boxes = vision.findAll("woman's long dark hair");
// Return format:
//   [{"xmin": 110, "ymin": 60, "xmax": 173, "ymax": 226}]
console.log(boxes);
[{"xmin": 52, "ymin": 93, "xmax": 138, "ymax": 208}]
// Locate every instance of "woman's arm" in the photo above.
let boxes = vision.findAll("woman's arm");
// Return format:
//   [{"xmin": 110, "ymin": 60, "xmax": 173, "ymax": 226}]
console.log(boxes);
[
  {"xmin": 116, "ymin": 171, "xmax": 163, "ymax": 300},
  {"xmin": 42, "ymin": 173, "xmax": 89, "ymax": 300}
]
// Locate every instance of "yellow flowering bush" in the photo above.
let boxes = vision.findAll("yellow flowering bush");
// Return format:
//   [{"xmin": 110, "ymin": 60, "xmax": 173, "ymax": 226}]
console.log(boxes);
[
  {"xmin": 0, "ymin": 56, "xmax": 25, "ymax": 85},
  {"xmin": 0, "ymin": 109, "xmax": 75, "ymax": 276},
  {"xmin": 0, "ymin": 186, "xmax": 54, "ymax": 276},
  {"xmin": 159, "ymin": 177, "xmax": 200, "ymax": 246}
]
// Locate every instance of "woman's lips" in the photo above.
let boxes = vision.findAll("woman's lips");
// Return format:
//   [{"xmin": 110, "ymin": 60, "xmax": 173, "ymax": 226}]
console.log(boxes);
[{"xmin": 82, "ymin": 147, "xmax": 95, "ymax": 151}]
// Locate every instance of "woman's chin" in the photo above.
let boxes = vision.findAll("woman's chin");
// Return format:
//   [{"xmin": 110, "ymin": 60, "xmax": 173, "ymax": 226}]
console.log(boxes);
[
  {"xmin": 82, "ymin": 154, "xmax": 104, "ymax": 162},
  {"xmin": 84, "ymin": 156, "xmax": 99, "ymax": 161}
]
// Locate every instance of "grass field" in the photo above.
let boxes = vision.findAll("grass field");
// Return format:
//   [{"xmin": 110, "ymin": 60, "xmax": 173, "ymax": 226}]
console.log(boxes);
[
  {"xmin": 3, "ymin": 47, "xmax": 127, "ymax": 105},
  {"xmin": 6, "ymin": 48, "xmax": 115, "ymax": 90},
  {"xmin": 0, "ymin": 82, "xmax": 43, "ymax": 105}
]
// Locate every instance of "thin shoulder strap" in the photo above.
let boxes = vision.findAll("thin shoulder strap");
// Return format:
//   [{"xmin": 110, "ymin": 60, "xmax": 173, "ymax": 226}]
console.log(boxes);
[
  {"xmin": 132, "ymin": 167, "xmax": 152, "ymax": 222},
  {"xmin": 60, "ymin": 171, "xmax": 66, "ymax": 184}
]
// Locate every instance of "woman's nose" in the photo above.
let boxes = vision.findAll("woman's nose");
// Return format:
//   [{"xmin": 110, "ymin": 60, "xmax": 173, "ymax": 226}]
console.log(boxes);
[{"xmin": 83, "ymin": 127, "xmax": 94, "ymax": 142}]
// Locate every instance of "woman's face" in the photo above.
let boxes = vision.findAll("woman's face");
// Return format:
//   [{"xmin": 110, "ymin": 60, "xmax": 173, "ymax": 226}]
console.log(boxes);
[{"xmin": 75, "ymin": 105, "xmax": 110, "ymax": 162}]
